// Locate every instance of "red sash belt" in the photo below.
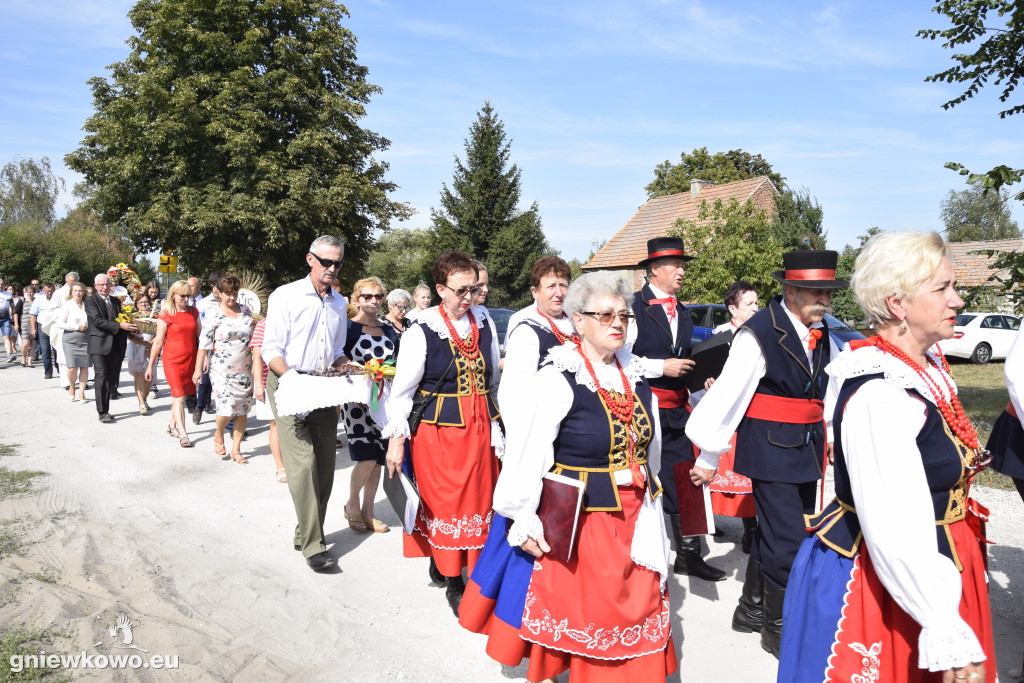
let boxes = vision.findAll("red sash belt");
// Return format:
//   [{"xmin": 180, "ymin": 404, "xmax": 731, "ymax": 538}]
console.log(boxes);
[
  {"xmin": 745, "ymin": 393, "xmax": 825, "ymax": 424},
  {"xmin": 651, "ymin": 386, "xmax": 689, "ymax": 409},
  {"xmin": 1008, "ymin": 401, "xmax": 1018, "ymax": 419}
]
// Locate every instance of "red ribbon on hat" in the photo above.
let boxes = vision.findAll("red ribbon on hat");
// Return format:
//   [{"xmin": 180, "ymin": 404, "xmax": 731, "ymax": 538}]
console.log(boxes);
[
  {"xmin": 649, "ymin": 297, "xmax": 676, "ymax": 321},
  {"xmin": 784, "ymin": 268, "xmax": 836, "ymax": 281}
]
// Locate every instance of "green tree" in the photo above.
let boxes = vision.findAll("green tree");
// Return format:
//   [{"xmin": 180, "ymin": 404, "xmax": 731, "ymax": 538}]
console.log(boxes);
[
  {"xmin": 940, "ymin": 184, "xmax": 1021, "ymax": 241},
  {"xmin": 362, "ymin": 227, "xmax": 435, "ymax": 294},
  {"xmin": 0, "ymin": 157, "xmax": 65, "ymax": 228},
  {"xmin": 646, "ymin": 147, "xmax": 785, "ymax": 199},
  {"xmin": 65, "ymin": 0, "xmax": 411, "ymax": 285},
  {"xmin": 668, "ymin": 198, "xmax": 783, "ymax": 305},
  {"xmin": 919, "ymin": 0, "xmax": 1024, "ymax": 200},
  {"xmin": 772, "ymin": 187, "xmax": 827, "ymax": 249},
  {"xmin": 831, "ymin": 227, "xmax": 882, "ymax": 324},
  {"xmin": 429, "ymin": 102, "xmax": 551, "ymax": 308}
]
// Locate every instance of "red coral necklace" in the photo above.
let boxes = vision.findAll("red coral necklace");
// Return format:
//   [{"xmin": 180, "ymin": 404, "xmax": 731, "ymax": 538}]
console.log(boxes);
[
  {"xmin": 577, "ymin": 345, "xmax": 645, "ymax": 486},
  {"xmin": 537, "ymin": 309, "xmax": 577, "ymax": 345},
  {"xmin": 440, "ymin": 305, "xmax": 480, "ymax": 360}
]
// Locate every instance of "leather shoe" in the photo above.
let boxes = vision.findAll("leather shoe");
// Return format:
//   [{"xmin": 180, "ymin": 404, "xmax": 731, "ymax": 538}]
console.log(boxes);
[
  {"xmin": 192, "ymin": 409, "xmax": 203, "ymax": 425},
  {"xmin": 44, "ymin": 374, "xmax": 53, "ymax": 379},
  {"xmin": 306, "ymin": 552, "xmax": 335, "ymax": 572},
  {"xmin": 294, "ymin": 544, "xmax": 302, "ymax": 552},
  {"xmin": 428, "ymin": 558, "xmax": 445, "ymax": 585},
  {"xmin": 445, "ymin": 575, "xmax": 465, "ymax": 617},
  {"xmin": 98, "ymin": 413, "xmax": 115, "ymax": 423},
  {"xmin": 110, "ymin": 391, "xmax": 122, "ymax": 400}
]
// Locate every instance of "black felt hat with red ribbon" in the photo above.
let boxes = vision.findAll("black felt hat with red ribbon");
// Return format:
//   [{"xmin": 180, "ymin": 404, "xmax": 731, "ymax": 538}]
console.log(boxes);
[
  {"xmin": 771, "ymin": 250, "xmax": 848, "ymax": 290},
  {"xmin": 638, "ymin": 237, "xmax": 696, "ymax": 267}
]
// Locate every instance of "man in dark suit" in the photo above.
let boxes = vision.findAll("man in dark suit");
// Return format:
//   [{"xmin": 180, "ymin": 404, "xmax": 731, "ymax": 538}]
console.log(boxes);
[
  {"xmin": 629, "ymin": 236, "xmax": 726, "ymax": 583},
  {"xmin": 86, "ymin": 273, "xmax": 137, "ymax": 422}
]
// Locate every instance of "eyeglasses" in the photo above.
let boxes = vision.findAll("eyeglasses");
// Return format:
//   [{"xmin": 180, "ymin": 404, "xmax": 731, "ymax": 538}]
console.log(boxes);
[
  {"xmin": 441, "ymin": 283, "xmax": 482, "ymax": 299},
  {"xmin": 580, "ymin": 310, "xmax": 635, "ymax": 326},
  {"xmin": 360, "ymin": 293, "xmax": 384, "ymax": 301},
  {"xmin": 308, "ymin": 252, "xmax": 343, "ymax": 270},
  {"xmin": 394, "ymin": 304, "xmax": 409, "ymax": 311}
]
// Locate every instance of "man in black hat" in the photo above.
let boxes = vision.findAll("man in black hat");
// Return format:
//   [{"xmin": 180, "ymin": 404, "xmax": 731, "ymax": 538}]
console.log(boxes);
[
  {"xmin": 628, "ymin": 236, "xmax": 726, "ymax": 582},
  {"xmin": 685, "ymin": 249, "xmax": 847, "ymax": 657}
]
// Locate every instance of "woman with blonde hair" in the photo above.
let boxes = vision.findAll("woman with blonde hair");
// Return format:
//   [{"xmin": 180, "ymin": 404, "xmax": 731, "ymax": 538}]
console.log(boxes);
[
  {"xmin": 55, "ymin": 282, "xmax": 91, "ymax": 402},
  {"xmin": 341, "ymin": 276, "xmax": 396, "ymax": 533},
  {"xmin": 146, "ymin": 280, "xmax": 200, "ymax": 447},
  {"xmin": 779, "ymin": 231, "xmax": 994, "ymax": 682},
  {"xmin": 406, "ymin": 283, "xmax": 431, "ymax": 321}
]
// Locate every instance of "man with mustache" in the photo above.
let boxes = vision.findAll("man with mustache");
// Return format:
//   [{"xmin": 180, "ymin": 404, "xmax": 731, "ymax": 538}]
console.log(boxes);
[
  {"xmin": 685, "ymin": 249, "xmax": 847, "ymax": 658},
  {"xmin": 629, "ymin": 237, "xmax": 726, "ymax": 582}
]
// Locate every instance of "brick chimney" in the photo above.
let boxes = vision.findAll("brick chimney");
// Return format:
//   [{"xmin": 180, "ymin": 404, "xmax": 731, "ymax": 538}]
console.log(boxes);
[{"xmin": 690, "ymin": 179, "xmax": 714, "ymax": 198}]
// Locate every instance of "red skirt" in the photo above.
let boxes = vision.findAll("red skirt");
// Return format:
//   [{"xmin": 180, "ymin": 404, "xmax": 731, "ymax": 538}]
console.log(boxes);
[
  {"xmin": 517, "ymin": 487, "xmax": 677, "ymax": 682},
  {"xmin": 709, "ymin": 435, "xmax": 756, "ymax": 518},
  {"xmin": 404, "ymin": 394, "xmax": 499, "ymax": 578},
  {"xmin": 825, "ymin": 519, "xmax": 995, "ymax": 682}
]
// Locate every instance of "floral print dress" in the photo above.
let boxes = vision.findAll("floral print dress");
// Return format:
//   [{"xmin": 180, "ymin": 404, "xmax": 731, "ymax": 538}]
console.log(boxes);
[{"xmin": 199, "ymin": 305, "xmax": 255, "ymax": 417}]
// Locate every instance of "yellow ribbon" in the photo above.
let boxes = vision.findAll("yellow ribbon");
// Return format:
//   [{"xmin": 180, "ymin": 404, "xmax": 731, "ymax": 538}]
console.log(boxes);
[{"xmin": 365, "ymin": 359, "xmax": 396, "ymax": 411}]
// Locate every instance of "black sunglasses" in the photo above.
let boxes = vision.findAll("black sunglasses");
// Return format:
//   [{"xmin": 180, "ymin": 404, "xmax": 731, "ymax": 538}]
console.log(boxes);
[
  {"xmin": 441, "ymin": 283, "xmax": 482, "ymax": 299},
  {"xmin": 309, "ymin": 252, "xmax": 343, "ymax": 270}
]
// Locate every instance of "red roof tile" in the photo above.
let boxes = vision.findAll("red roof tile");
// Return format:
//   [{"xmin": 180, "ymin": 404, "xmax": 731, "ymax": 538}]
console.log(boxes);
[
  {"xmin": 948, "ymin": 239, "xmax": 1024, "ymax": 288},
  {"xmin": 584, "ymin": 177, "xmax": 778, "ymax": 269}
]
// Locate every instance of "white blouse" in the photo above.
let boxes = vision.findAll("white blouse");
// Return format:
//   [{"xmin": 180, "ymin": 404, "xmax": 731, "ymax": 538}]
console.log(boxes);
[
  {"xmin": 497, "ymin": 306, "xmax": 576, "ymax": 437},
  {"xmin": 1006, "ymin": 326, "xmax": 1024, "ymax": 430},
  {"xmin": 382, "ymin": 306, "xmax": 502, "ymax": 449},
  {"xmin": 493, "ymin": 343, "xmax": 670, "ymax": 585},
  {"xmin": 56, "ymin": 301, "xmax": 88, "ymax": 331},
  {"xmin": 826, "ymin": 346, "xmax": 986, "ymax": 671}
]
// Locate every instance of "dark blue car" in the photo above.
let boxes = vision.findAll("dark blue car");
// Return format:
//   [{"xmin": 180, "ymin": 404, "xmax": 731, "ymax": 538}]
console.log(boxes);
[{"xmin": 684, "ymin": 304, "xmax": 864, "ymax": 349}]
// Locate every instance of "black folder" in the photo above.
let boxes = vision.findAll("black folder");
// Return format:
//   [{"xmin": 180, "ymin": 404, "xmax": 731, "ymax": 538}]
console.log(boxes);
[{"xmin": 685, "ymin": 330, "xmax": 733, "ymax": 393}]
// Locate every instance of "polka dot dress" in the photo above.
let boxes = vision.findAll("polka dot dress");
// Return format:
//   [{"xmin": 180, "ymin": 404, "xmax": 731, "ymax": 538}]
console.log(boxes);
[{"xmin": 342, "ymin": 331, "xmax": 396, "ymax": 463}]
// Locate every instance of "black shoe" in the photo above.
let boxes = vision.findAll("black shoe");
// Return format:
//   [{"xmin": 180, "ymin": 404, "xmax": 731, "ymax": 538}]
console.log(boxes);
[
  {"xmin": 741, "ymin": 517, "xmax": 758, "ymax": 555},
  {"xmin": 732, "ymin": 557, "xmax": 764, "ymax": 633},
  {"xmin": 192, "ymin": 408, "xmax": 203, "ymax": 425},
  {"xmin": 760, "ymin": 581, "xmax": 785, "ymax": 659},
  {"xmin": 294, "ymin": 544, "xmax": 302, "ymax": 552},
  {"xmin": 306, "ymin": 552, "xmax": 336, "ymax": 572},
  {"xmin": 667, "ymin": 514, "xmax": 726, "ymax": 582},
  {"xmin": 205, "ymin": 404, "xmax": 215, "ymax": 415},
  {"xmin": 44, "ymin": 374, "xmax": 52, "ymax": 379},
  {"xmin": 110, "ymin": 391, "xmax": 122, "ymax": 400},
  {"xmin": 428, "ymin": 558, "xmax": 445, "ymax": 585},
  {"xmin": 98, "ymin": 413, "xmax": 115, "ymax": 423},
  {"xmin": 445, "ymin": 575, "xmax": 465, "ymax": 617}
]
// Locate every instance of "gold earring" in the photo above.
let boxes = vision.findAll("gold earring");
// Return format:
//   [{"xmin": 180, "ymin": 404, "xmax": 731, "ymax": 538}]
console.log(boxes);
[{"xmin": 899, "ymin": 321, "xmax": 907, "ymax": 333}]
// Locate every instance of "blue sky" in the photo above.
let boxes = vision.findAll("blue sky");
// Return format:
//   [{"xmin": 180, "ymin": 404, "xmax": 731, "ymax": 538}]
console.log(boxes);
[{"xmin": 2, "ymin": 0, "xmax": 1021, "ymax": 262}]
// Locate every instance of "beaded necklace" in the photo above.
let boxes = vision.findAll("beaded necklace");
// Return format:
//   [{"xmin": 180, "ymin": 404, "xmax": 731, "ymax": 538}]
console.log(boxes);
[
  {"xmin": 877, "ymin": 337, "xmax": 983, "ymax": 457},
  {"xmin": 537, "ymin": 309, "xmax": 577, "ymax": 345},
  {"xmin": 577, "ymin": 345, "xmax": 646, "ymax": 487},
  {"xmin": 439, "ymin": 305, "xmax": 480, "ymax": 360}
]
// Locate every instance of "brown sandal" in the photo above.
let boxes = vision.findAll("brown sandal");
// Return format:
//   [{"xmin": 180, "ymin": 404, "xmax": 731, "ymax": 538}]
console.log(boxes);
[
  {"xmin": 367, "ymin": 518, "xmax": 390, "ymax": 533},
  {"xmin": 344, "ymin": 506, "xmax": 369, "ymax": 533},
  {"xmin": 179, "ymin": 436, "xmax": 194, "ymax": 448}
]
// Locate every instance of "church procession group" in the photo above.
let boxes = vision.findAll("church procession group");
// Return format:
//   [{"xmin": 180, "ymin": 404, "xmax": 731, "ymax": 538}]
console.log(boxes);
[{"xmin": 264, "ymin": 229, "xmax": 1021, "ymax": 683}]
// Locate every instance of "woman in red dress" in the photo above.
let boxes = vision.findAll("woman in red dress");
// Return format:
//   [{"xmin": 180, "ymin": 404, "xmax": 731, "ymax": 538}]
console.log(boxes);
[{"xmin": 146, "ymin": 279, "xmax": 200, "ymax": 447}]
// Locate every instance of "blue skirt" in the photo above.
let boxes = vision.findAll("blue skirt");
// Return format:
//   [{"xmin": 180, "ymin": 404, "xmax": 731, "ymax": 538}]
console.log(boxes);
[{"xmin": 986, "ymin": 408, "xmax": 1024, "ymax": 479}]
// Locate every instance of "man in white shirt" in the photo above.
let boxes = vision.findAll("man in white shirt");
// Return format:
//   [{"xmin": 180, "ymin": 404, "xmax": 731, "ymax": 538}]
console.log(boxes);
[
  {"xmin": 262, "ymin": 236, "xmax": 350, "ymax": 572},
  {"xmin": 30, "ymin": 283, "xmax": 56, "ymax": 378},
  {"xmin": 628, "ymin": 237, "xmax": 725, "ymax": 583},
  {"xmin": 686, "ymin": 249, "xmax": 846, "ymax": 658}
]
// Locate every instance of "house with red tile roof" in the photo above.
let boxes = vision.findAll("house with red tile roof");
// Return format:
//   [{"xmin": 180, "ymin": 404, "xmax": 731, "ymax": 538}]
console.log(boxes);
[
  {"xmin": 948, "ymin": 238, "xmax": 1023, "ymax": 312},
  {"xmin": 582, "ymin": 176, "xmax": 779, "ymax": 289}
]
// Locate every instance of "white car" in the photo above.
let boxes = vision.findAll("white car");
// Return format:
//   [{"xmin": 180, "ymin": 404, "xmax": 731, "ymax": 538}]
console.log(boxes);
[{"xmin": 936, "ymin": 312, "xmax": 1021, "ymax": 364}]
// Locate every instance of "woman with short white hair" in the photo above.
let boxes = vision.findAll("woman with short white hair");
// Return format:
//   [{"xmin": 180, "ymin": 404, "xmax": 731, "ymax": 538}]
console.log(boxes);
[
  {"xmin": 779, "ymin": 231, "xmax": 994, "ymax": 682},
  {"xmin": 381, "ymin": 288, "xmax": 412, "ymax": 347},
  {"xmin": 459, "ymin": 270, "xmax": 677, "ymax": 681}
]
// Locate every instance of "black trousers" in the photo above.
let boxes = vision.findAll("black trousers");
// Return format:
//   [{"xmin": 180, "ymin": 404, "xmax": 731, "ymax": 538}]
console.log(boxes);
[
  {"xmin": 750, "ymin": 478, "xmax": 817, "ymax": 589},
  {"xmin": 657, "ymin": 405, "xmax": 697, "ymax": 514},
  {"xmin": 90, "ymin": 351, "xmax": 121, "ymax": 416}
]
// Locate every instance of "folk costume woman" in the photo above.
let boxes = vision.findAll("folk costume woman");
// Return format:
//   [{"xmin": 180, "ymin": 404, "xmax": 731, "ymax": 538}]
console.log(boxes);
[
  {"xmin": 385, "ymin": 251, "xmax": 502, "ymax": 616},
  {"xmin": 778, "ymin": 232, "xmax": 994, "ymax": 683},
  {"xmin": 461, "ymin": 271, "xmax": 677, "ymax": 683}
]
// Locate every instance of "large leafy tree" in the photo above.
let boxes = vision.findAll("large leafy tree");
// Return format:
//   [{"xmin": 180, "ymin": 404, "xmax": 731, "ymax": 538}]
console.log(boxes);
[
  {"xmin": 646, "ymin": 147, "xmax": 826, "ymax": 250},
  {"xmin": 919, "ymin": 0, "xmax": 1024, "ymax": 199},
  {"xmin": 65, "ymin": 0, "xmax": 411, "ymax": 285},
  {"xmin": 430, "ymin": 103, "xmax": 551, "ymax": 309},
  {"xmin": 940, "ymin": 184, "xmax": 1020, "ymax": 241},
  {"xmin": 668, "ymin": 198, "xmax": 784, "ymax": 306},
  {"xmin": 362, "ymin": 227, "xmax": 435, "ymax": 294},
  {"xmin": 0, "ymin": 157, "xmax": 64, "ymax": 229}
]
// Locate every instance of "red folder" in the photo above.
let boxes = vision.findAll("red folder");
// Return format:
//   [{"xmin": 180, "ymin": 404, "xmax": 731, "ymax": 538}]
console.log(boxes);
[
  {"xmin": 537, "ymin": 472, "xmax": 586, "ymax": 563},
  {"xmin": 673, "ymin": 459, "xmax": 715, "ymax": 536}
]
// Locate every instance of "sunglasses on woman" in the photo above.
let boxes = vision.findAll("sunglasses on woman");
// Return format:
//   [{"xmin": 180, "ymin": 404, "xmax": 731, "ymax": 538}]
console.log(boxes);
[
  {"xmin": 581, "ymin": 310, "xmax": 635, "ymax": 326},
  {"xmin": 360, "ymin": 293, "xmax": 384, "ymax": 301}
]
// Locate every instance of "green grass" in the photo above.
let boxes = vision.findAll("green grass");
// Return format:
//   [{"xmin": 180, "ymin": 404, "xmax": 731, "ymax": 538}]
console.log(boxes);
[
  {"xmin": 0, "ymin": 468, "xmax": 46, "ymax": 500},
  {"xmin": 0, "ymin": 626, "xmax": 71, "ymax": 682},
  {"xmin": 0, "ymin": 444, "xmax": 19, "ymax": 457},
  {"xmin": 22, "ymin": 569, "xmax": 58, "ymax": 585},
  {"xmin": 949, "ymin": 360, "xmax": 1016, "ymax": 490}
]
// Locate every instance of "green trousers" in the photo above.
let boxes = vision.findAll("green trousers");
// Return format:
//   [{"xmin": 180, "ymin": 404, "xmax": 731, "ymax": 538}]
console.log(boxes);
[{"xmin": 267, "ymin": 370, "xmax": 338, "ymax": 558}]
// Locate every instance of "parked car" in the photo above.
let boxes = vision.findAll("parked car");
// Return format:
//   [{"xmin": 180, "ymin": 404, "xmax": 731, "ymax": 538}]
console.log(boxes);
[
  {"xmin": 684, "ymin": 304, "xmax": 865, "ymax": 350},
  {"xmin": 936, "ymin": 312, "xmax": 1020, "ymax": 364},
  {"xmin": 487, "ymin": 307, "xmax": 515, "ymax": 356}
]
